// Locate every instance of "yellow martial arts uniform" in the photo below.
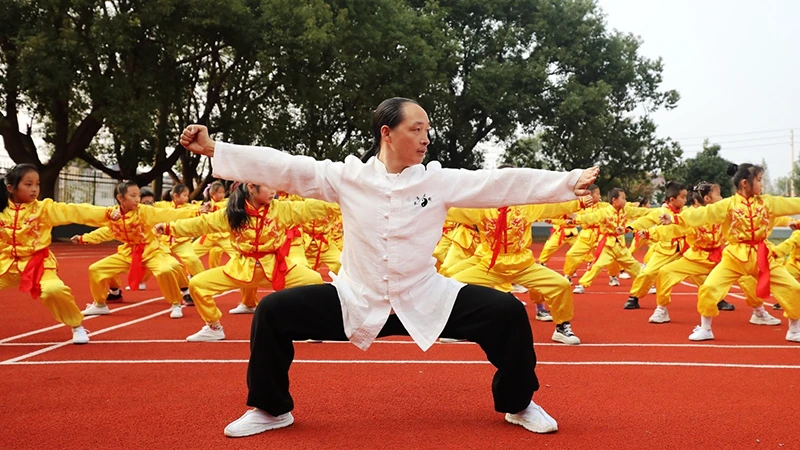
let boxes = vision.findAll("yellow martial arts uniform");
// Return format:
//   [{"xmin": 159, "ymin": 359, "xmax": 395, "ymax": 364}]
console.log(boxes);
[
  {"xmin": 538, "ymin": 214, "xmax": 581, "ymax": 266},
  {"xmin": 649, "ymin": 219, "xmax": 761, "ymax": 308},
  {"xmin": 1, "ymin": 200, "xmax": 109, "ymax": 326},
  {"xmin": 192, "ymin": 199, "xmax": 235, "ymax": 269},
  {"xmin": 574, "ymin": 204, "xmax": 650, "ymax": 288},
  {"xmin": 153, "ymin": 200, "xmax": 206, "ymax": 277},
  {"xmin": 446, "ymin": 200, "xmax": 585, "ymax": 325},
  {"xmin": 433, "ymin": 221, "xmax": 458, "ymax": 269},
  {"xmin": 439, "ymin": 224, "xmax": 479, "ymax": 276},
  {"xmin": 164, "ymin": 198, "xmax": 333, "ymax": 323},
  {"xmin": 627, "ymin": 203, "xmax": 687, "ymax": 300},
  {"xmin": 677, "ymin": 193, "xmax": 800, "ymax": 318},
  {"xmin": 81, "ymin": 204, "xmax": 194, "ymax": 306},
  {"xmin": 773, "ymin": 229, "xmax": 800, "ymax": 280},
  {"xmin": 562, "ymin": 202, "xmax": 610, "ymax": 277},
  {"xmin": 302, "ymin": 202, "xmax": 342, "ymax": 274}
]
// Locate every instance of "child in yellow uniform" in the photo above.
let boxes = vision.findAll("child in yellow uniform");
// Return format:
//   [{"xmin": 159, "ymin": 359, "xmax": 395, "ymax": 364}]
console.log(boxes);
[
  {"xmin": 302, "ymin": 201, "xmax": 342, "ymax": 274},
  {"xmin": 446, "ymin": 196, "xmax": 593, "ymax": 345},
  {"xmin": 537, "ymin": 213, "xmax": 582, "ymax": 266},
  {"xmin": 643, "ymin": 182, "xmax": 780, "ymax": 326},
  {"xmin": 0, "ymin": 164, "xmax": 111, "ymax": 344},
  {"xmin": 80, "ymin": 181, "xmax": 196, "ymax": 318},
  {"xmin": 622, "ymin": 182, "xmax": 689, "ymax": 309},
  {"xmin": 192, "ymin": 181, "xmax": 236, "ymax": 269},
  {"xmin": 156, "ymin": 182, "xmax": 334, "ymax": 341},
  {"xmin": 570, "ymin": 188, "xmax": 650, "ymax": 294},
  {"xmin": 675, "ymin": 164, "xmax": 800, "ymax": 342},
  {"xmin": 562, "ymin": 185, "xmax": 616, "ymax": 283},
  {"xmin": 766, "ymin": 222, "xmax": 800, "ymax": 311},
  {"xmin": 154, "ymin": 184, "xmax": 206, "ymax": 278},
  {"xmin": 433, "ymin": 221, "xmax": 458, "ymax": 270}
]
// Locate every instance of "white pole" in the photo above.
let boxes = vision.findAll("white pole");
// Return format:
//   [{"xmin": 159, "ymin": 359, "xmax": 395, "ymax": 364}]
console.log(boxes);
[{"xmin": 791, "ymin": 129, "xmax": 795, "ymax": 197}]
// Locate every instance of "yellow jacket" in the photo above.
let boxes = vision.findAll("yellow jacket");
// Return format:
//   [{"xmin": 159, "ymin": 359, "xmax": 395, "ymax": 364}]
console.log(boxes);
[
  {"xmin": 1, "ymin": 199, "xmax": 109, "ymax": 275},
  {"xmin": 630, "ymin": 204, "xmax": 688, "ymax": 255},
  {"xmin": 302, "ymin": 202, "xmax": 342, "ymax": 253},
  {"xmin": 773, "ymin": 229, "xmax": 800, "ymax": 266},
  {"xmin": 574, "ymin": 203, "xmax": 651, "ymax": 248},
  {"xmin": 573, "ymin": 202, "xmax": 612, "ymax": 244},
  {"xmin": 195, "ymin": 199, "xmax": 231, "ymax": 245},
  {"xmin": 165, "ymin": 198, "xmax": 335, "ymax": 282},
  {"xmin": 648, "ymin": 216, "xmax": 724, "ymax": 263},
  {"xmin": 79, "ymin": 204, "xmax": 195, "ymax": 261},
  {"xmin": 676, "ymin": 193, "xmax": 800, "ymax": 263},
  {"xmin": 153, "ymin": 200, "xmax": 203, "ymax": 246},
  {"xmin": 447, "ymin": 200, "xmax": 584, "ymax": 272}
]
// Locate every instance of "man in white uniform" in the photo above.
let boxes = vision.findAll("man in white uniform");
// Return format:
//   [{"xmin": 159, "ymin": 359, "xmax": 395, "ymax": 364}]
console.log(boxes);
[{"xmin": 180, "ymin": 97, "xmax": 599, "ymax": 438}]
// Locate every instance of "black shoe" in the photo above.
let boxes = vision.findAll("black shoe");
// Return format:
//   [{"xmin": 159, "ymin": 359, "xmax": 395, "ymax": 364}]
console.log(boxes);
[
  {"xmin": 717, "ymin": 300, "xmax": 735, "ymax": 311},
  {"xmin": 773, "ymin": 303, "xmax": 782, "ymax": 310},
  {"xmin": 182, "ymin": 292, "xmax": 195, "ymax": 306},
  {"xmin": 623, "ymin": 297, "xmax": 640, "ymax": 309},
  {"xmin": 106, "ymin": 290, "xmax": 123, "ymax": 303}
]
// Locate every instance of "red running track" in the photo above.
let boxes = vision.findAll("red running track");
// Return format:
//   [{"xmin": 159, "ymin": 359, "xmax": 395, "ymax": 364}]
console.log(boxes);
[{"xmin": 1, "ymin": 242, "xmax": 798, "ymax": 449}]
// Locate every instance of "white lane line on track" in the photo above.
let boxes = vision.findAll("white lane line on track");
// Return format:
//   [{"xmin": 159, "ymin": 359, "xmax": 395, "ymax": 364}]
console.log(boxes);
[
  {"xmin": 5, "ymin": 359, "xmax": 800, "ymax": 369},
  {"xmin": 2, "ymin": 340, "xmax": 798, "ymax": 349}
]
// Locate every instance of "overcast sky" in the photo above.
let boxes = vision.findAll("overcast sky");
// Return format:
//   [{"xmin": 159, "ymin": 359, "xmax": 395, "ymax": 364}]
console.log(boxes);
[
  {"xmin": 485, "ymin": 0, "xmax": 800, "ymax": 182},
  {"xmin": 4, "ymin": 0, "xmax": 799, "ymax": 182}
]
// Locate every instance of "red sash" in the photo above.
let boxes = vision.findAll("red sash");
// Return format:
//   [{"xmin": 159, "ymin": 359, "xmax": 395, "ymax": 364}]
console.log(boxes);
[
  {"xmin": 19, "ymin": 248, "xmax": 50, "ymax": 299},
  {"xmin": 742, "ymin": 240, "xmax": 770, "ymax": 298},
  {"xmin": 487, "ymin": 207, "xmax": 509, "ymax": 271},
  {"xmin": 128, "ymin": 244, "xmax": 146, "ymax": 291}
]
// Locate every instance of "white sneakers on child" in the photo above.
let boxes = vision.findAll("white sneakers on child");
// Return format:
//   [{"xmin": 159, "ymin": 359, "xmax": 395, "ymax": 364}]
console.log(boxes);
[
  {"xmin": 229, "ymin": 303, "xmax": 257, "ymax": 314},
  {"xmin": 619, "ymin": 271, "xmax": 631, "ymax": 279},
  {"xmin": 186, "ymin": 325, "xmax": 225, "ymax": 342},
  {"xmin": 124, "ymin": 283, "xmax": 147, "ymax": 291},
  {"xmin": 689, "ymin": 326, "xmax": 714, "ymax": 341},
  {"xmin": 72, "ymin": 326, "xmax": 90, "ymax": 344},
  {"xmin": 647, "ymin": 286, "xmax": 657, "ymax": 295},
  {"xmin": 169, "ymin": 304, "xmax": 183, "ymax": 319},
  {"xmin": 83, "ymin": 303, "xmax": 110, "ymax": 315},
  {"xmin": 648, "ymin": 307, "xmax": 670, "ymax": 324},
  {"xmin": 572, "ymin": 285, "xmax": 585, "ymax": 294},
  {"xmin": 224, "ymin": 409, "xmax": 294, "ymax": 437},
  {"xmin": 505, "ymin": 401, "xmax": 558, "ymax": 433},
  {"xmin": 608, "ymin": 276, "xmax": 620, "ymax": 287},
  {"xmin": 749, "ymin": 310, "xmax": 781, "ymax": 326}
]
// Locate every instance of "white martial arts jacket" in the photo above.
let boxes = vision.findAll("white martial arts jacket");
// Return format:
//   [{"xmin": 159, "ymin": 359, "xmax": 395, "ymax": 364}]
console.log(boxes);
[{"xmin": 213, "ymin": 143, "xmax": 582, "ymax": 351}]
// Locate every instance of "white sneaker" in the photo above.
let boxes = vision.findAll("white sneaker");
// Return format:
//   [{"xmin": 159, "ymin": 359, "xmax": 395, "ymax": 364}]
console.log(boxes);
[
  {"xmin": 535, "ymin": 310, "xmax": 553, "ymax": 322},
  {"xmin": 511, "ymin": 284, "xmax": 528, "ymax": 294},
  {"xmin": 186, "ymin": 325, "xmax": 225, "ymax": 342},
  {"xmin": 572, "ymin": 285, "xmax": 585, "ymax": 294},
  {"xmin": 648, "ymin": 307, "xmax": 670, "ymax": 324},
  {"xmin": 619, "ymin": 271, "xmax": 631, "ymax": 279},
  {"xmin": 170, "ymin": 304, "xmax": 183, "ymax": 319},
  {"xmin": 787, "ymin": 329, "xmax": 800, "ymax": 343},
  {"xmin": 83, "ymin": 303, "xmax": 110, "ymax": 315},
  {"xmin": 124, "ymin": 282, "xmax": 147, "ymax": 291},
  {"xmin": 608, "ymin": 276, "xmax": 620, "ymax": 287},
  {"xmin": 229, "ymin": 303, "xmax": 257, "ymax": 314},
  {"xmin": 72, "ymin": 326, "xmax": 90, "ymax": 344},
  {"xmin": 689, "ymin": 325, "xmax": 714, "ymax": 341},
  {"xmin": 749, "ymin": 310, "xmax": 781, "ymax": 326},
  {"xmin": 552, "ymin": 323, "xmax": 581, "ymax": 345},
  {"xmin": 648, "ymin": 286, "xmax": 657, "ymax": 295},
  {"xmin": 505, "ymin": 401, "xmax": 558, "ymax": 433},
  {"xmin": 224, "ymin": 409, "xmax": 294, "ymax": 437}
]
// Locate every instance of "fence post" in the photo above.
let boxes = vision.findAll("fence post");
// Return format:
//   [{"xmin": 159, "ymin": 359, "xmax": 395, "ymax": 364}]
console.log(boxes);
[{"xmin": 92, "ymin": 171, "xmax": 97, "ymax": 205}]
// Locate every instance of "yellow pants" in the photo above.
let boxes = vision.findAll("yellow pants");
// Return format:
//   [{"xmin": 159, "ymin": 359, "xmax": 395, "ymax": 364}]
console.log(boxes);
[
  {"xmin": 440, "ymin": 244, "xmax": 475, "ymax": 277},
  {"xmin": 698, "ymin": 255, "xmax": 800, "ymax": 319},
  {"xmin": 89, "ymin": 252, "xmax": 185, "ymax": 306},
  {"xmin": 0, "ymin": 268, "xmax": 83, "ymax": 327},
  {"xmin": 170, "ymin": 241, "xmax": 205, "ymax": 277},
  {"xmin": 654, "ymin": 258, "xmax": 762, "ymax": 308},
  {"xmin": 629, "ymin": 252, "xmax": 681, "ymax": 299},
  {"xmin": 785, "ymin": 262, "xmax": 800, "ymax": 280},
  {"xmin": 565, "ymin": 239, "xmax": 621, "ymax": 278},
  {"xmin": 193, "ymin": 236, "xmax": 235, "ymax": 269},
  {"xmin": 578, "ymin": 243, "xmax": 641, "ymax": 287},
  {"xmin": 538, "ymin": 232, "xmax": 577, "ymax": 265},
  {"xmin": 433, "ymin": 236, "xmax": 453, "ymax": 269},
  {"xmin": 189, "ymin": 264, "xmax": 324, "ymax": 323},
  {"xmin": 306, "ymin": 245, "xmax": 342, "ymax": 274},
  {"xmin": 452, "ymin": 260, "xmax": 573, "ymax": 324}
]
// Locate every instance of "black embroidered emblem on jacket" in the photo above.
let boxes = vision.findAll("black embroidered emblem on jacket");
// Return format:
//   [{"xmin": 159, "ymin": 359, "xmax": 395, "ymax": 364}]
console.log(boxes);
[{"xmin": 414, "ymin": 195, "xmax": 431, "ymax": 207}]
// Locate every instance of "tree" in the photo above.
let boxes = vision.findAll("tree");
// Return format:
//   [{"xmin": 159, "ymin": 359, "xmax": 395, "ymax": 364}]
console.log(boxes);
[
  {"xmin": 665, "ymin": 140, "xmax": 734, "ymax": 197},
  {"xmin": 498, "ymin": 135, "xmax": 547, "ymax": 169}
]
